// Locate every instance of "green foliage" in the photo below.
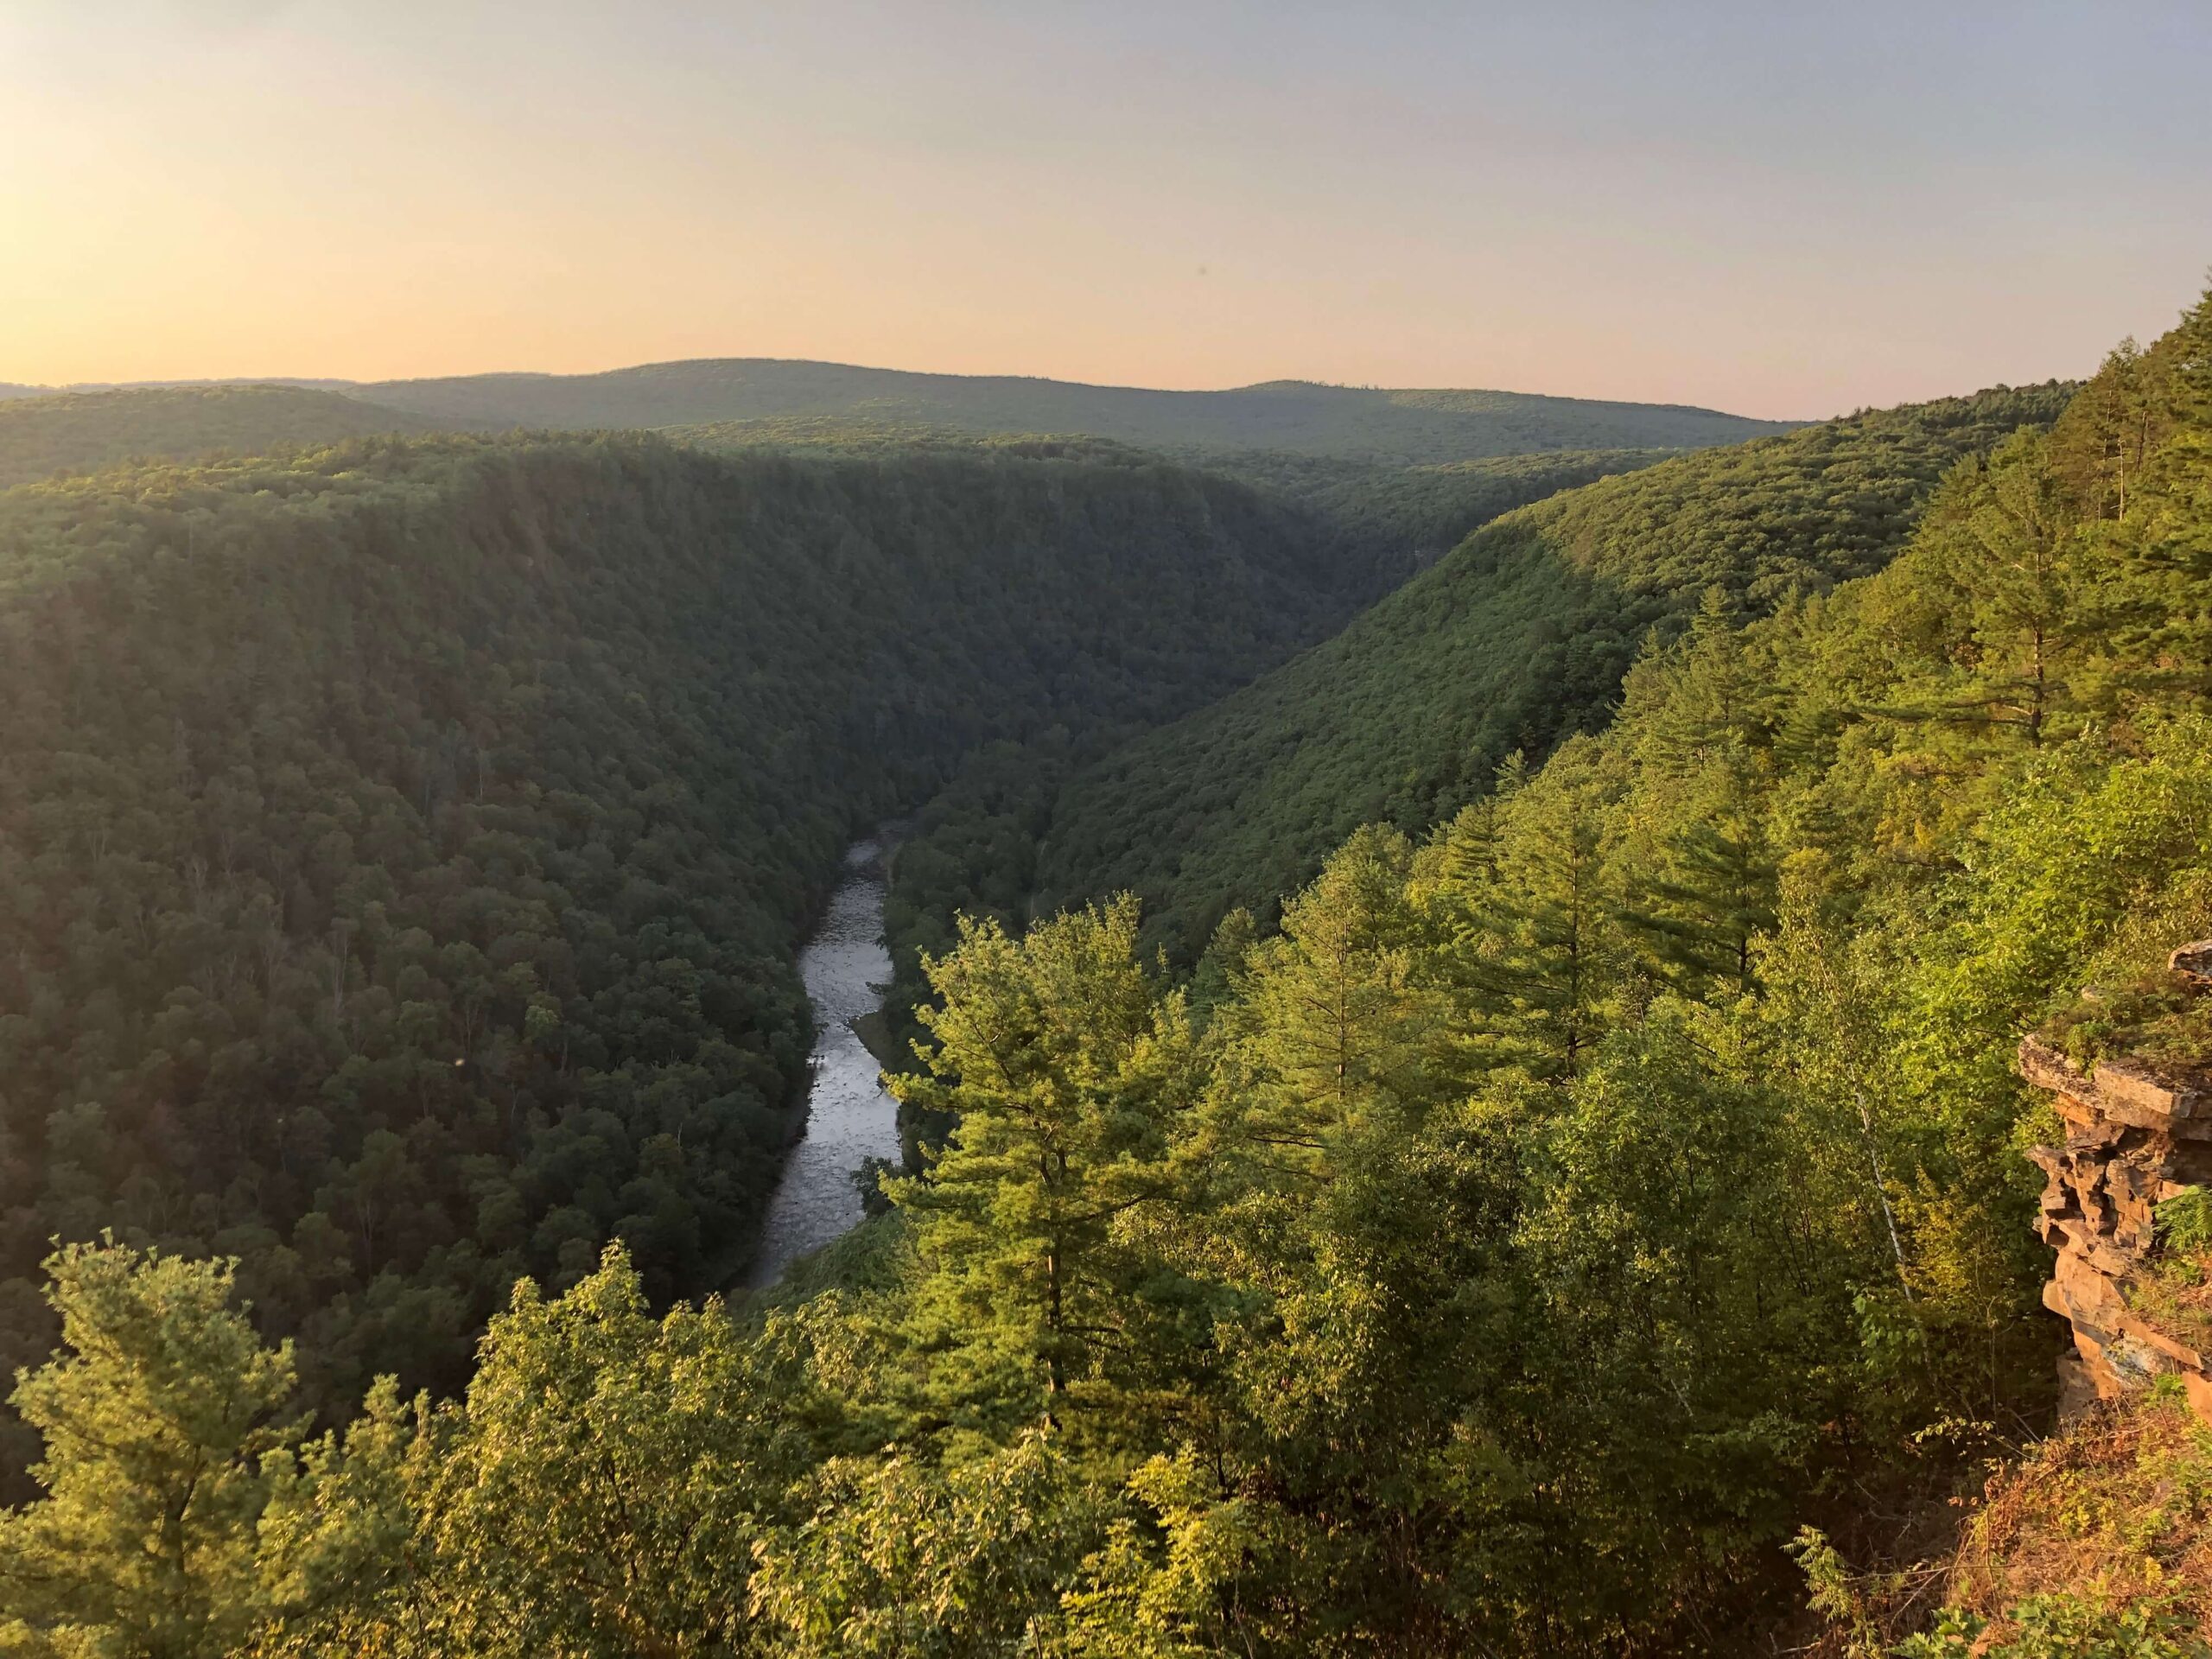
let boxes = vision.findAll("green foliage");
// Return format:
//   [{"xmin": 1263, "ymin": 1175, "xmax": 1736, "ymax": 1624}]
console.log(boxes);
[
  {"xmin": 9, "ymin": 287, "xmax": 2212, "ymax": 1656},
  {"xmin": 0, "ymin": 385, "xmax": 443, "ymax": 490},
  {"xmin": 750, "ymin": 1433, "xmax": 1102, "ymax": 1657},
  {"xmin": 677, "ymin": 422, "xmax": 1694, "ymax": 625},
  {"xmin": 0, "ymin": 431, "xmax": 1362, "ymax": 1465},
  {"xmin": 887, "ymin": 899, "xmax": 1192, "ymax": 1440},
  {"xmin": 0, "ymin": 1239, "xmax": 302, "ymax": 1658},
  {"xmin": 1192, "ymin": 444, "xmax": 1678, "ymax": 558},
  {"xmin": 346, "ymin": 1246, "xmax": 810, "ymax": 1656},
  {"xmin": 1790, "ymin": 1526, "xmax": 1890, "ymax": 1659},
  {"xmin": 1032, "ymin": 383, "xmax": 2075, "ymax": 959},
  {"xmin": 880, "ymin": 734, "xmax": 1081, "ymax": 1071},
  {"xmin": 2159, "ymin": 1186, "xmax": 2212, "ymax": 1254},
  {"xmin": 1898, "ymin": 1595, "xmax": 2209, "ymax": 1658}
]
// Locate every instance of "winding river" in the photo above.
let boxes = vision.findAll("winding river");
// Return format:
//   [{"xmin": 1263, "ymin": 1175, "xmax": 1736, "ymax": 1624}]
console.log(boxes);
[{"xmin": 746, "ymin": 834, "xmax": 904, "ymax": 1287}]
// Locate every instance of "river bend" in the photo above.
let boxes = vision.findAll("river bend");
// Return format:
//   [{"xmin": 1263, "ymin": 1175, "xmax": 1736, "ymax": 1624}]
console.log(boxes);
[{"xmin": 747, "ymin": 835, "xmax": 902, "ymax": 1287}]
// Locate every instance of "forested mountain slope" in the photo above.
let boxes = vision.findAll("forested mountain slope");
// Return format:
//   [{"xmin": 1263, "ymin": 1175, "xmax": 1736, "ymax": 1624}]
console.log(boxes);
[
  {"xmin": 3, "ymin": 292, "xmax": 2202, "ymax": 1659},
  {"xmin": 1191, "ymin": 442, "xmax": 1676, "ymax": 560},
  {"xmin": 667, "ymin": 416, "xmax": 1682, "ymax": 598},
  {"xmin": 0, "ymin": 385, "xmax": 1694, "ymax": 598},
  {"xmin": 1032, "ymin": 382, "xmax": 2075, "ymax": 956},
  {"xmin": 0, "ymin": 385, "xmax": 446, "ymax": 489},
  {"xmin": 0, "ymin": 434, "xmax": 1357, "ymax": 1455},
  {"xmin": 357, "ymin": 356, "xmax": 1796, "ymax": 460}
]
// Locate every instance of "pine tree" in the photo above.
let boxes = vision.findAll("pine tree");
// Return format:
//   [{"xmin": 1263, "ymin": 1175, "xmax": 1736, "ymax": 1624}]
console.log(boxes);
[
  {"xmin": 1213, "ymin": 825, "xmax": 1435, "ymax": 1150},
  {"xmin": 1612, "ymin": 594, "xmax": 1783, "ymax": 997},
  {"xmin": 1631, "ymin": 587, "xmax": 1770, "ymax": 771},
  {"xmin": 2052, "ymin": 337, "xmax": 2150, "ymax": 521},
  {"xmin": 887, "ymin": 897, "xmax": 1188, "ymax": 1433},
  {"xmin": 1459, "ymin": 755, "xmax": 1619, "ymax": 1079},
  {"xmin": 1621, "ymin": 798, "xmax": 1778, "ymax": 998},
  {"xmin": 0, "ymin": 1240, "xmax": 301, "ymax": 1659},
  {"xmin": 1953, "ymin": 436, "xmax": 2085, "ymax": 742}
]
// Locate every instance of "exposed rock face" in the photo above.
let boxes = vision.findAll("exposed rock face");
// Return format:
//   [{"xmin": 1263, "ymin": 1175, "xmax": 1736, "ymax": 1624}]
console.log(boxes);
[
  {"xmin": 2171, "ymin": 940, "xmax": 2212, "ymax": 988},
  {"xmin": 2022, "ymin": 973, "xmax": 2212, "ymax": 1421}
]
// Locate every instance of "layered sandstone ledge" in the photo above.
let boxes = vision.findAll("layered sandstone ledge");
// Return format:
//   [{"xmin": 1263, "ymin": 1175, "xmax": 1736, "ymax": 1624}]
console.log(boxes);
[{"xmin": 2022, "ymin": 945, "xmax": 2212, "ymax": 1420}]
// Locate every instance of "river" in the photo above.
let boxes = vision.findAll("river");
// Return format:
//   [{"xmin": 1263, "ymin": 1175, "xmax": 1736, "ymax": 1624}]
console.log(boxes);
[{"xmin": 746, "ymin": 833, "xmax": 904, "ymax": 1287}]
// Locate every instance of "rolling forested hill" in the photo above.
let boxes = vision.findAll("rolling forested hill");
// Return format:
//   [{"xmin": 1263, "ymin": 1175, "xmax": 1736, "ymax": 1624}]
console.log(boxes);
[
  {"xmin": 0, "ymin": 380, "xmax": 1726, "ymax": 601},
  {"xmin": 1027, "ymin": 381, "xmax": 2076, "ymax": 956},
  {"xmin": 0, "ymin": 385, "xmax": 447, "ymax": 490},
  {"xmin": 3, "ymin": 294, "xmax": 2202, "ymax": 1659},
  {"xmin": 0, "ymin": 433, "xmax": 1360, "ymax": 1459},
  {"xmin": 355, "ymin": 356, "xmax": 1796, "ymax": 460}
]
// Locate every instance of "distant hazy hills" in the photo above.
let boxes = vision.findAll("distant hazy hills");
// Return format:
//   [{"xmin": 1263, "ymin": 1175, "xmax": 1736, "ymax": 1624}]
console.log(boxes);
[
  {"xmin": 0, "ymin": 377, "xmax": 355, "ymax": 399},
  {"xmin": 0, "ymin": 360, "xmax": 1794, "ymax": 537},
  {"xmin": 0, "ymin": 359, "xmax": 1809, "ymax": 461},
  {"xmin": 0, "ymin": 385, "xmax": 451, "ymax": 491},
  {"xmin": 351, "ymin": 359, "xmax": 1796, "ymax": 462}
]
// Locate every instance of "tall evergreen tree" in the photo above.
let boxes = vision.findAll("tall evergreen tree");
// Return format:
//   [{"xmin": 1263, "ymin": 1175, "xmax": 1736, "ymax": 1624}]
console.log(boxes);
[
  {"xmin": 1621, "ymin": 801, "xmax": 1778, "ymax": 998},
  {"xmin": 887, "ymin": 899, "xmax": 1190, "ymax": 1433},
  {"xmin": 1457, "ymin": 750, "xmax": 1620, "ymax": 1079},
  {"xmin": 0, "ymin": 1241, "xmax": 300, "ymax": 1659},
  {"xmin": 1207, "ymin": 825, "xmax": 1436, "ymax": 1153}
]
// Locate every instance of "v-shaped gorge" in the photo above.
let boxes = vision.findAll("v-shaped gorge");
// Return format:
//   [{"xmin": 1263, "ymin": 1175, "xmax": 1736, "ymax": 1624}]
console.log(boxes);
[
  {"xmin": 0, "ymin": 434, "xmax": 1372, "ymax": 1427},
  {"xmin": 5, "ymin": 283, "xmax": 2211, "ymax": 1653}
]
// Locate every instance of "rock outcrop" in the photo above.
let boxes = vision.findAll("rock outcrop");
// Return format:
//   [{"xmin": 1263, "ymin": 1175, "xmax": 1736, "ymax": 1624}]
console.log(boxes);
[{"xmin": 2023, "ymin": 946, "xmax": 2212, "ymax": 1420}]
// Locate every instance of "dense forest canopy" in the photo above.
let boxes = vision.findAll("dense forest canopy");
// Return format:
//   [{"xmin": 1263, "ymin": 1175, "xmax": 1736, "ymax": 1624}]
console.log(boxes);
[
  {"xmin": 4, "ymin": 275, "xmax": 2209, "ymax": 1656},
  {"xmin": 351, "ymin": 356, "xmax": 1797, "ymax": 461},
  {"xmin": 1027, "ymin": 382, "xmax": 2077, "ymax": 957},
  {"xmin": 0, "ymin": 387, "xmax": 1713, "ymax": 608},
  {"xmin": 1186, "ymin": 442, "xmax": 1679, "ymax": 562},
  {"xmin": 2, "ymin": 289, "xmax": 2206, "ymax": 1656},
  {"xmin": 668, "ymin": 417, "xmax": 1685, "ymax": 603},
  {"xmin": 0, "ymin": 433, "xmax": 1369, "ymax": 1480},
  {"xmin": 0, "ymin": 386, "xmax": 448, "ymax": 492}
]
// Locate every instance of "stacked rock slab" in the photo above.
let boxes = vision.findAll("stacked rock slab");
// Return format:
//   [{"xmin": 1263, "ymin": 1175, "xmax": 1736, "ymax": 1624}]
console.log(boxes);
[{"xmin": 2022, "ymin": 942, "xmax": 2212, "ymax": 1421}]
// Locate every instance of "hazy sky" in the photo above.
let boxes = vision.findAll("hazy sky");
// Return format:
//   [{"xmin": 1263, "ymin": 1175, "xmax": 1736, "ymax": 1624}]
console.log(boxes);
[{"xmin": 3, "ymin": 1, "xmax": 2208, "ymax": 417}]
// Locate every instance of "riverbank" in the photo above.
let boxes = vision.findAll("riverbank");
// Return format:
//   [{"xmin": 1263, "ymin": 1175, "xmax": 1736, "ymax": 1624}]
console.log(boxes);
[{"xmin": 850, "ymin": 1007, "xmax": 906, "ymax": 1071}]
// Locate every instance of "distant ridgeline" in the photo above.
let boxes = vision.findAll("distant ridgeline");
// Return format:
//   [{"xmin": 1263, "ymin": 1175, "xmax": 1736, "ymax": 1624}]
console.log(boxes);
[
  {"xmin": 367, "ymin": 359, "xmax": 1791, "ymax": 591},
  {"xmin": 0, "ymin": 361, "xmax": 1789, "ymax": 489},
  {"xmin": 353, "ymin": 357, "xmax": 1795, "ymax": 460},
  {"xmin": 0, "ymin": 360, "xmax": 1796, "ymax": 606},
  {"xmin": 0, "ymin": 433, "xmax": 1364, "ymax": 1449},
  {"xmin": 0, "ymin": 363, "xmax": 1798, "ymax": 606},
  {"xmin": 0, "ymin": 385, "xmax": 454, "ymax": 491}
]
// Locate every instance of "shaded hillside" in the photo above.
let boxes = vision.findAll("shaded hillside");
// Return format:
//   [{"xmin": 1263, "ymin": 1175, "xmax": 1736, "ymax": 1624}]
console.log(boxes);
[
  {"xmin": 0, "ymin": 385, "xmax": 446, "ymax": 490},
  {"xmin": 359, "ymin": 356, "xmax": 1796, "ymax": 461},
  {"xmin": 1030, "ymin": 381, "xmax": 2075, "ymax": 956},
  {"xmin": 668, "ymin": 414, "xmax": 1681, "ymax": 595},
  {"xmin": 0, "ymin": 434, "xmax": 1357, "ymax": 1445},
  {"xmin": 1193, "ymin": 443, "xmax": 1676, "ymax": 563}
]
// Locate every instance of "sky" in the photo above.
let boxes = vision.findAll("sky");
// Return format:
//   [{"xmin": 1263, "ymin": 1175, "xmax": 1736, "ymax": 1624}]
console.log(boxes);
[{"xmin": 1, "ymin": 1, "xmax": 2208, "ymax": 419}]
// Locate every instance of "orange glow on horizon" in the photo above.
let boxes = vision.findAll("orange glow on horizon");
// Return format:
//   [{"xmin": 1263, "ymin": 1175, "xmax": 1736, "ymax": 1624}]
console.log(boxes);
[{"xmin": 3, "ymin": 3, "xmax": 2207, "ymax": 422}]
